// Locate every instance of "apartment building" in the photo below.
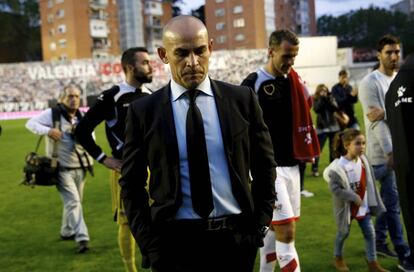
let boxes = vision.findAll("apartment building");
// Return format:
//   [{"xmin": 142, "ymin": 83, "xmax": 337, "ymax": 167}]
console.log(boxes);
[
  {"xmin": 275, "ymin": 0, "xmax": 316, "ymax": 36},
  {"xmin": 117, "ymin": 0, "xmax": 145, "ymax": 50},
  {"xmin": 39, "ymin": 0, "xmax": 121, "ymax": 61},
  {"xmin": 391, "ymin": 0, "xmax": 414, "ymax": 15},
  {"xmin": 142, "ymin": 0, "xmax": 173, "ymax": 52},
  {"xmin": 39, "ymin": 0, "xmax": 172, "ymax": 61},
  {"xmin": 117, "ymin": 0, "xmax": 172, "ymax": 52},
  {"xmin": 205, "ymin": 0, "xmax": 316, "ymax": 50}
]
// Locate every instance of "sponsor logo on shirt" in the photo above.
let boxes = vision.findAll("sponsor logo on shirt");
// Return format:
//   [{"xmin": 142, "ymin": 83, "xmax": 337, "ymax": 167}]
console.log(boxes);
[{"xmin": 394, "ymin": 86, "xmax": 412, "ymax": 107}]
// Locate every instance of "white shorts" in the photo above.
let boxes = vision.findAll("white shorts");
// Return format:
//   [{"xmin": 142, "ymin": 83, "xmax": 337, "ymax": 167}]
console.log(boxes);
[{"xmin": 272, "ymin": 165, "xmax": 301, "ymax": 225}]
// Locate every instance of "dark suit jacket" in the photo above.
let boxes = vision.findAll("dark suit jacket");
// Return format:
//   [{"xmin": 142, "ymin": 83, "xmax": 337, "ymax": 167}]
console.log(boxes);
[
  {"xmin": 120, "ymin": 79, "xmax": 276, "ymax": 257},
  {"xmin": 385, "ymin": 54, "xmax": 414, "ymax": 251}
]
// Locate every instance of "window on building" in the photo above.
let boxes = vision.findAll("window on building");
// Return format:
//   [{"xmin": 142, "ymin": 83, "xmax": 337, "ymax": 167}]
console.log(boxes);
[
  {"xmin": 57, "ymin": 24, "xmax": 66, "ymax": 34},
  {"xmin": 153, "ymin": 29, "xmax": 162, "ymax": 39},
  {"xmin": 151, "ymin": 16, "xmax": 161, "ymax": 27},
  {"xmin": 233, "ymin": 5, "xmax": 243, "ymax": 14},
  {"xmin": 58, "ymin": 39, "xmax": 67, "ymax": 48},
  {"xmin": 216, "ymin": 22, "xmax": 225, "ymax": 30},
  {"xmin": 47, "ymin": 0, "xmax": 53, "ymax": 8},
  {"xmin": 215, "ymin": 8, "xmax": 225, "ymax": 17},
  {"xmin": 47, "ymin": 14, "xmax": 54, "ymax": 23},
  {"xmin": 56, "ymin": 9, "xmax": 65, "ymax": 18},
  {"xmin": 49, "ymin": 42, "xmax": 56, "ymax": 51},
  {"xmin": 216, "ymin": 35, "xmax": 227, "ymax": 44},
  {"xmin": 215, "ymin": 0, "xmax": 224, "ymax": 3},
  {"xmin": 55, "ymin": 0, "xmax": 64, "ymax": 3},
  {"xmin": 235, "ymin": 33, "xmax": 245, "ymax": 41},
  {"xmin": 233, "ymin": 18, "xmax": 245, "ymax": 28}
]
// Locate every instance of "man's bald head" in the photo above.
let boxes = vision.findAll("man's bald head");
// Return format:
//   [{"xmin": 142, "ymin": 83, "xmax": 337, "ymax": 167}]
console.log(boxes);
[
  {"xmin": 158, "ymin": 15, "xmax": 212, "ymax": 89},
  {"xmin": 162, "ymin": 15, "xmax": 208, "ymax": 45}
]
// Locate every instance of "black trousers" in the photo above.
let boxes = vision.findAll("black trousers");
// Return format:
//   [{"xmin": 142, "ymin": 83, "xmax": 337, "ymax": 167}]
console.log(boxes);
[{"xmin": 150, "ymin": 219, "xmax": 259, "ymax": 272}]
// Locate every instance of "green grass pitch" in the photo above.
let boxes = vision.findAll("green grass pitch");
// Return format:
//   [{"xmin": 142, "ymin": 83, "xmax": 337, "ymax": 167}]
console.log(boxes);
[{"xmin": 0, "ymin": 102, "xmax": 404, "ymax": 271}]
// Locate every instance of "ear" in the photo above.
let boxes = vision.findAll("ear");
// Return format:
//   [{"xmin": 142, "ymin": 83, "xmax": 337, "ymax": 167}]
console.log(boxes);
[
  {"xmin": 343, "ymin": 142, "xmax": 350, "ymax": 150},
  {"xmin": 208, "ymin": 38, "xmax": 213, "ymax": 53},
  {"xmin": 126, "ymin": 63, "xmax": 134, "ymax": 73},
  {"xmin": 267, "ymin": 47, "xmax": 273, "ymax": 58},
  {"xmin": 158, "ymin": 47, "xmax": 168, "ymax": 64}
]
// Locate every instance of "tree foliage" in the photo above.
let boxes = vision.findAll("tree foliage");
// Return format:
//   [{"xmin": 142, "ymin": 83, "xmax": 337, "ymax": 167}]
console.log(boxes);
[
  {"xmin": 0, "ymin": 0, "xmax": 41, "ymax": 62},
  {"xmin": 163, "ymin": 0, "xmax": 183, "ymax": 17},
  {"xmin": 317, "ymin": 6, "xmax": 414, "ymax": 55},
  {"xmin": 191, "ymin": 4, "xmax": 204, "ymax": 23}
]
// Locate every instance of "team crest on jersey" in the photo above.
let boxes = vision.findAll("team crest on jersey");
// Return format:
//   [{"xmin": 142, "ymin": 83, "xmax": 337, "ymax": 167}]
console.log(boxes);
[{"xmin": 263, "ymin": 84, "xmax": 276, "ymax": 96}]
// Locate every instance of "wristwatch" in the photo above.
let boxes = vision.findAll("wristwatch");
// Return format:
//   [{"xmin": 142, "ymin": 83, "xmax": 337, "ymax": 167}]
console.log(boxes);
[{"xmin": 259, "ymin": 225, "xmax": 270, "ymax": 238}]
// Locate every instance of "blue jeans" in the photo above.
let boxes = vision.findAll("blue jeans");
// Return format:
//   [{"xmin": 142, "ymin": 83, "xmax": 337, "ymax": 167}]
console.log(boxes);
[
  {"xmin": 372, "ymin": 164, "xmax": 410, "ymax": 259},
  {"xmin": 334, "ymin": 215, "xmax": 376, "ymax": 261}
]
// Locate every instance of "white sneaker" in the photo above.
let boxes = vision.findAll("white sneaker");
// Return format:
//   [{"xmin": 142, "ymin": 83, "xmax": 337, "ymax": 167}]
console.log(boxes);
[{"xmin": 301, "ymin": 190, "xmax": 314, "ymax": 198}]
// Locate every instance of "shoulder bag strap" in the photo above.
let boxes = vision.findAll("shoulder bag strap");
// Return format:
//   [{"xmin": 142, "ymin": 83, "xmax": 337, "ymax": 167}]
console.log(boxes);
[
  {"xmin": 34, "ymin": 135, "xmax": 44, "ymax": 153},
  {"xmin": 50, "ymin": 106, "xmax": 61, "ymax": 168}
]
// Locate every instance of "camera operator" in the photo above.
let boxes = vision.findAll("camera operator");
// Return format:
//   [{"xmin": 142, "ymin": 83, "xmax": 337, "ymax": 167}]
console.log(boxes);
[{"xmin": 26, "ymin": 84, "xmax": 93, "ymax": 254}]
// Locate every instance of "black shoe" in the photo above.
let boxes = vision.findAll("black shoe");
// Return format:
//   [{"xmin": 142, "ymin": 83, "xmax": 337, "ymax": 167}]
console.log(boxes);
[
  {"xmin": 398, "ymin": 258, "xmax": 414, "ymax": 272},
  {"xmin": 377, "ymin": 244, "xmax": 398, "ymax": 258},
  {"xmin": 77, "ymin": 240, "xmax": 89, "ymax": 254},
  {"xmin": 60, "ymin": 234, "xmax": 75, "ymax": 241}
]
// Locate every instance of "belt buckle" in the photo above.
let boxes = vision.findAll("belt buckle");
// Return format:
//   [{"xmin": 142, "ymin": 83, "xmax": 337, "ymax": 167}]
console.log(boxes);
[{"xmin": 207, "ymin": 217, "xmax": 227, "ymax": 231}]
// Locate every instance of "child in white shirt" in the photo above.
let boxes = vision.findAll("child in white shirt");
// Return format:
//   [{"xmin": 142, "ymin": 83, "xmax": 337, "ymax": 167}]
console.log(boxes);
[{"xmin": 323, "ymin": 129, "xmax": 388, "ymax": 272}]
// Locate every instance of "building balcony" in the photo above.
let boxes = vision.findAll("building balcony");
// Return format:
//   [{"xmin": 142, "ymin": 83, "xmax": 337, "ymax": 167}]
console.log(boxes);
[
  {"xmin": 145, "ymin": 17, "xmax": 162, "ymax": 29},
  {"xmin": 89, "ymin": 0, "xmax": 108, "ymax": 10},
  {"xmin": 92, "ymin": 38, "xmax": 111, "ymax": 51},
  {"xmin": 89, "ymin": 13, "xmax": 108, "ymax": 20},
  {"xmin": 92, "ymin": 44, "xmax": 110, "ymax": 51}
]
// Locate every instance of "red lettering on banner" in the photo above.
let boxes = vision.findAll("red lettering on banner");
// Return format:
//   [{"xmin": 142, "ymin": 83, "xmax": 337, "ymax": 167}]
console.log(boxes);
[
  {"xmin": 113, "ymin": 63, "xmax": 122, "ymax": 74},
  {"xmin": 100, "ymin": 63, "xmax": 111, "ymax": 76},
  {"xmin": 99, "ymin": 63, "xmax": 123, "ymax": 76}
]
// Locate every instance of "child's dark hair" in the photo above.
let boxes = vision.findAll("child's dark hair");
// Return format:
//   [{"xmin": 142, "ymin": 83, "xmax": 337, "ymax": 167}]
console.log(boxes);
[{"xmin": 332, "ymin": 129, "xmax": 363, "ymax": 158}]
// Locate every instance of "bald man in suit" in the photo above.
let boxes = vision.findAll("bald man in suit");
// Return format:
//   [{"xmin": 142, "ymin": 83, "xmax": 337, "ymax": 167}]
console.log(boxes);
[{"xmin": 120, "ymin": 16, "xmax": 276, "ymax": 271}]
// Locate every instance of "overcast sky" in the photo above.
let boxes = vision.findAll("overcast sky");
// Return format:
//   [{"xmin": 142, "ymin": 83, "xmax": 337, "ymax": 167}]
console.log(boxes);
[{"xmin": 179, "ymin": 0, "xmax": 402, "ymax": 17}]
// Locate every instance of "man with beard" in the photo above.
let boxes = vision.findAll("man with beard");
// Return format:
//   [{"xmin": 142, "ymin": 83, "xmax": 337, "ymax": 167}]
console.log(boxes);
[
  {"xmin": 75, "ymin": 47, "xmax": 153, "ymax": 272},
  {"xmin": 359, "ymin": 35, "xmax": 413, "ymax": 271}
]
